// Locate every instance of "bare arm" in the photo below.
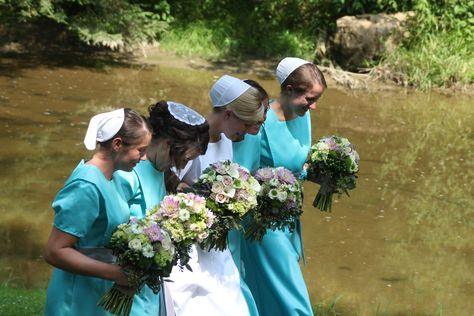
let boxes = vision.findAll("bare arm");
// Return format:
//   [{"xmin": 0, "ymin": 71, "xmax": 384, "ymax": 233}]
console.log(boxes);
[{"xmin": 44, "ymin": 227, "xmax": 129, "ymax": 286}]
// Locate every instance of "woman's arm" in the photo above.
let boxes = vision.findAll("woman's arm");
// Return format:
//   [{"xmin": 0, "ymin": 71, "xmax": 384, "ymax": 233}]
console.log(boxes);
[{"xmin": 44, "ymin": 227, "xmax": 129, "ymax": 286}]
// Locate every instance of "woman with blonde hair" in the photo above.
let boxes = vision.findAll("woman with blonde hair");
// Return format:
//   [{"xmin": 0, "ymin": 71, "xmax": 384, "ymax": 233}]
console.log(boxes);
[{"xmin": 167, "ymin": 75, "xmax": 264, "ymax": 316}]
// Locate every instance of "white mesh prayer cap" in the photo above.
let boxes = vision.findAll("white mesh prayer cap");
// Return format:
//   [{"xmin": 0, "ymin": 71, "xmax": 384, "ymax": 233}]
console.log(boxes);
[
  {"xmin": 210, "ymin": 75, "xmax": 251, "ymax": 107},
  {"xmin": 167, "ymin": 101, "xmax": 206, "ymax": 126},
  {"xmin": 276, "ymin": 57, "xmax": 311, "ymax": 85},
  {"xmin": 83, "ymin": 108, "xmax": 125, "ymax": 150}
]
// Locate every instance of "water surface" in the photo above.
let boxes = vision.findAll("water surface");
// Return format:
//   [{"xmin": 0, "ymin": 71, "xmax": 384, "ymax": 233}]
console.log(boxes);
[{"xmin": 0, "ymin": 57, "xmax": 472, "ymax": 315}]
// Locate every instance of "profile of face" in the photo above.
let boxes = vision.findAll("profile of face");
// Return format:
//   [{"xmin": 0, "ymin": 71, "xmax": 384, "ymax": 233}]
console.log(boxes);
[
  {"xmin": 286, "ymin": 83, "xmax": 325, "ymax": 117},
  {"xmin": 148, "ymin": 139, "xmax": 203, "ymax": 171},
  {"xmin": 113, "ymin": 133, "xmax": 152, "ymax": 172},
  {"xmin": 221, "ymin": 109, "xmax": 249, "ymax": 142}
]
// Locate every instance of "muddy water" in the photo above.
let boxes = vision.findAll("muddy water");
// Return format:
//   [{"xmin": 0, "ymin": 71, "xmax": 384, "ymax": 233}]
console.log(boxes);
[{"xmin": 0, "ymin": 58, "xmax": 472, "ymax": 315}]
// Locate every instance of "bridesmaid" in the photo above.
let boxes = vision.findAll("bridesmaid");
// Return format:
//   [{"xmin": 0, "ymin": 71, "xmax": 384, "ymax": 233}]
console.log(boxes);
[
  {"xmin": 114, "ymin": 101, "xmax": 209, "ymax": 315},
  {"xmin": 240, "ymin": 57, "xmax": 327, "ymax": 316},
  {"xmin": 44, "ymin": 108, "xmax": 152, "ymax": 315}
]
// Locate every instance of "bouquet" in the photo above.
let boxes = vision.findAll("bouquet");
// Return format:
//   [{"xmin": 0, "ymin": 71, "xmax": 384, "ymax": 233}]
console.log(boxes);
[
  {"xmin": 98, "ymin": 193, "xmax": 213, "ymax": 316},
  {"xmin": 306, "ymin": 135, "xmax": 359, "ymax": 212},
  {"xmin": 147, "ymin": 192, "xmax": 214, "ymax": 269},
  {"xmin": 97, "ymin": 217, "xmax": 175, "ymax": 316},
  {"xmin": 245, "ymin": 167, "xmax": 303, "ymax": 241},
  {"xmin": 193, "ymin": 160, "xmax": 261, "ymax": 251}
]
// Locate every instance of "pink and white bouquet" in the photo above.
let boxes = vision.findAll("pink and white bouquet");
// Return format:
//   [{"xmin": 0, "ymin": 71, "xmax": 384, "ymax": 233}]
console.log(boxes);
[
  {"xmin": 98, "ymin": 217, "xmax": 175, "ymax": 316},
  {"xmin": 148, "ymin": 192, "xmax": 214, "ymax": 268},
  {"xmin": 98, "ymin": 193, "xmax": 214, "ymax": 316},
  {"xmin": 245, "ymin": 167, "xmax": 303, "ymax": 241},
  {"xmin": 306, "ymin": 135, "xmax": 359, "ymax": 212},
  {"xmin": 194, "ymin": 160, "xmax": 261, "ymax": 251}
]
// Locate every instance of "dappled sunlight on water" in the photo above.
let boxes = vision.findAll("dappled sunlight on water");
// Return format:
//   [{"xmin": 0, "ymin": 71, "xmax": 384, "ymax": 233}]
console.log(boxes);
[{"xmin": 0, "ymin": 60, "xmax": 472, "ymax": 315}]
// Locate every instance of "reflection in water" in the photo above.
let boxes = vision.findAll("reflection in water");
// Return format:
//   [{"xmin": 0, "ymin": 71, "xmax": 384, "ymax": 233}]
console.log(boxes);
[{"xmin": 0, "ymin": 61, "xmax": 472, "ymax": 315}]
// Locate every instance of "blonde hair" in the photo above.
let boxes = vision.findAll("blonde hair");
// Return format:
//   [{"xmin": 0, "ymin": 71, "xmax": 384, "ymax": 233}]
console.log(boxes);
[{"xmin": 226, "ymin": 86, "xmax": 264, "ymax": 123}]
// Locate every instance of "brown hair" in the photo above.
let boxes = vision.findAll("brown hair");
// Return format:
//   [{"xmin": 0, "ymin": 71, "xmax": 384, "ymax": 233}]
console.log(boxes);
[
  {"xmin": 281, "ymin": 63, "xmax": 327, "ymax": 95},
  {"xmin": 100, "ymin": 108, "xmax": 151, "ymax": 148},
  {"xmin": 148, "ymin": 101, "xmax": 209, "ymax": 169},
  {"xmin": 243, "ymin": 79, "xmax": 269, "ymax": 102}
]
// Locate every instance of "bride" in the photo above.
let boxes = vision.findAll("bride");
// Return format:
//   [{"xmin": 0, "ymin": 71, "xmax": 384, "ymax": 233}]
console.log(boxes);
[{"xmin": 166, "ymin": 75, "xmax": 265, "ymax": 316}]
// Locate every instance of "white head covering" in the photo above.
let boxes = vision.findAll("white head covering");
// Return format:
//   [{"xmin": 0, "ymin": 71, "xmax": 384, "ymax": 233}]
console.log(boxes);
[
  {"xmin": 83, "ymin": 108, "xmax": 125, "ymax": 150},
  {"xmin": 210, "ymin": 75, "xmax": 251, "ymax": 107},
  {"xmin": 167, "ymin": 101, "xmax": 206, "ymax": 126},
  {"xmin": 276, "ymin": 57, "xmax": 311, "ymax": 85}
]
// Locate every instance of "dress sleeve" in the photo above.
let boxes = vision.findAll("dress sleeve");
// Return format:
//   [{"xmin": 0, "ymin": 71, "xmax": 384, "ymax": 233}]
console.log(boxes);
[{"xmin": 52, "ymin": 180, "xmax": 101, "ymax": 238}]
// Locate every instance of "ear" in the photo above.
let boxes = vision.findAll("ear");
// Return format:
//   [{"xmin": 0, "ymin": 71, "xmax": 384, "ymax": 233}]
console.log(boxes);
[
  {"xmin": 223, "ymin": 108, "xmax": 232, "ymax": 120},
  {"xmin": 285, "ymin": 84, "xmax": 294, "ymax": 94},
  {"xmin": 111, "ymin": 137, "xmax": 123, "ymax": 152}
]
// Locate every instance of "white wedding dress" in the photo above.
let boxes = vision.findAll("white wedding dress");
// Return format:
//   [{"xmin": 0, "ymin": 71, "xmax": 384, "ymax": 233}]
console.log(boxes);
[{"xmin": 165, "ymin": 134, "xmax": 251, "ymax": 316}]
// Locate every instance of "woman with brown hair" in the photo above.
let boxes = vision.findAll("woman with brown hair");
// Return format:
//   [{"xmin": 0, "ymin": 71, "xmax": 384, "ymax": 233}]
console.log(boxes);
[
  {"xmin": 114, "ymin": 101, "xmax": 209, "ymax": 316},
  {"xmin": 44, "ymin": 108, "xmax": 152, "ymax": 315},
  {"xmin": 241, "ymin": 57, "xmax": 327, "ymax": 316}
]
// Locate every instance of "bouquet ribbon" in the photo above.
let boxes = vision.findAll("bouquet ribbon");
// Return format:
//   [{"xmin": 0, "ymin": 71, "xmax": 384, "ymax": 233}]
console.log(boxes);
[{"xmin": 77, "ymin": 247, "xmax": 117, "ymax": 263}]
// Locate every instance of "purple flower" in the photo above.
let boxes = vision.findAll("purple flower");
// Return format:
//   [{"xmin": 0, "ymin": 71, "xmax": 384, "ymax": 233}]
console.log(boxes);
[
  {"xmin": 276, "ymin": 168, "xmax": 296, "ymax": 185},
  {"xmin": 129, "ymin": 216, "xmax": 138, "ymax": 224},
  {"xmin": 144, "ymin": 224, "xmax": 163, "ymax": 242},
  {"xmin": 255, "ymin": 167, "xmax": 274, "ymax": 182}
]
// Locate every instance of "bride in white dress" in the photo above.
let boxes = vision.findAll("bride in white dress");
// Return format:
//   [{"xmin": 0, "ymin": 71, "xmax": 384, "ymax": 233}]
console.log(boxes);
[{"xmin": 166, "ymin": 75, "xmax": 265, "ymax": 316}]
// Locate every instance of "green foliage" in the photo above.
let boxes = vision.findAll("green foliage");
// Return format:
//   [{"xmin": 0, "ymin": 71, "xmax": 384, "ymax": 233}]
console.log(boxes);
[
  {"xmin": 0, "ymin": 0, "xmax": 172, "ymax": 48},
  {"xmin": 160, "ymin": 21, "xmax": 235, "ymax": 59},
  {"xmin": 381, "ymin": 31, "xmax": 474, "ymax": 89},
  {"xmin": 377, "ymin": 0, "xmax": 474, "ymax": 88}
]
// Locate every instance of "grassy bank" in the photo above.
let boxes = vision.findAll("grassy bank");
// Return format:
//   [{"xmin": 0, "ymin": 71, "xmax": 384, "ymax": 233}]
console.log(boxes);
[
  {"xmin": 0, "ymin": 285, "xmax": 446, "ymax": 316},
  {"xmin": 377, "ymin": 31, "xmax": 474, "ymax": 90},
  {"xmin": 159, "ymin": 21, "xmax": 315, "ymax": 61},
  {"xmin": 0, "ymin": 286, "xmax": 46, "ymax": 315}
]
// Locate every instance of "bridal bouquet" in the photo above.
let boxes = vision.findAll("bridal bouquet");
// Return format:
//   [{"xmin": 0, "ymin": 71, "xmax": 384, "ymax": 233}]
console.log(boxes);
[
  {"xmin": 194, "ymin": 160, "xmax": 261, "ymax": 251},
  {"xmin": 148, "ymin": 192, "xmax": 214, "ymax": 268},
  {"xmin": 306, "ymin": 135, "xmax": 359, "ymax": 212},
  {"xmin": 98, "ymin": 217, "xmax": 175, "ymax": 316},
  {"xmin": 245, "ymin": 167, "xmax": 303, "ymax": 241}
]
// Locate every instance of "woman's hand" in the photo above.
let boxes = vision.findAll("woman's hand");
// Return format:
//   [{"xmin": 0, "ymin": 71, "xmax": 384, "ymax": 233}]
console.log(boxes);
[{"xmin": 110, "ymin": 265, "xmax": 130, "ymax": 287}]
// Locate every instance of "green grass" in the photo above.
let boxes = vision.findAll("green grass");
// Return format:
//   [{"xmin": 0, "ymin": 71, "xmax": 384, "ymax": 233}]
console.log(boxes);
[
  {"xmin": 379, "ymin": 31, "xmax": 474, "ymax": 90},
  {"xmin": 159, "ymin": 21, "xmax": 315, "ymax": 60},
  {"xmin": 0, "ymin": 286, "xmax": 46, "ymax": 316}
]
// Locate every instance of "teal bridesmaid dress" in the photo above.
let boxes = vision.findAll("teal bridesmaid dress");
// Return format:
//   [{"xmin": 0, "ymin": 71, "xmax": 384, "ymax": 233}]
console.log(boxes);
[
  {"xmin": 239, "ymin": 107, "xmax": 314, "ymax": 316},
  {"xmin": 45, "ymin": 161, "xmax": 130, "ymax": 316},
  {"xmin": 232, "ymin": 133, "xmax": 261, "ymax": 174},
  {"xmin": 115, "ymin": 159, "xmax": 167, "ymax": 316}
]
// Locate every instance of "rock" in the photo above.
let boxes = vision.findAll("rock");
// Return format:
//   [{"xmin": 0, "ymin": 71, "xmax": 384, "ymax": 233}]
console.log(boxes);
[{"xmin": 330, "ymin": 12, "xmax": 413, "ymax": 70}]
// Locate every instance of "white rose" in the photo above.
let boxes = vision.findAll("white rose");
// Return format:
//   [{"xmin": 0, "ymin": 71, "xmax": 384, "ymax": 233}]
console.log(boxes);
[
  {"xmin": 128, "ymin": 238, "xmax": 142, "ymax": 251},
  {"xmin": 277, "ymin": 191, "xmax": 288, "ymax": 202}
]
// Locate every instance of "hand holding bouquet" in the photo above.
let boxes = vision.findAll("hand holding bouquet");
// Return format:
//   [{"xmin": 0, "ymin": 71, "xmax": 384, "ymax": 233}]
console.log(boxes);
[
  {"xmin": 98, "ymin": 217, "xmax": 175, "ymax": 316},
  {"xmin": 306, "ymin": 135, "xmax": 359, "ymax": 212},
  {"xmin": 193, "ymin": 160, "xmax": 261, "ymax": 251},
  {"xmin": 148, "ymin": 192, "xmax": 214, "ymax": 269},
  {"xmin": 245, "ymin": 167, "xmax": 303, "ymax": 241}
]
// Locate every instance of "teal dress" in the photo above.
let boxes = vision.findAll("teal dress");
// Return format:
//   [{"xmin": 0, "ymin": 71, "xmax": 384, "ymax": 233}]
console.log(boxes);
[
  {"xmin": 45, "ymin": 161, "xmax": 130, "ymax": 316},
  {"xmin": 115, "ymin": 159, "xmax": 167, "ymax": 316},
  {"xmin": 231, "ymin": 133, "xmax": 262, "ymax": 316},
  {"xmin": 239, "ymin": 108, "xmax": 313, "ymax": 316},
  {"xmin": 233, "ymin": 133, "xmax": 262, "ymax": 173}
]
